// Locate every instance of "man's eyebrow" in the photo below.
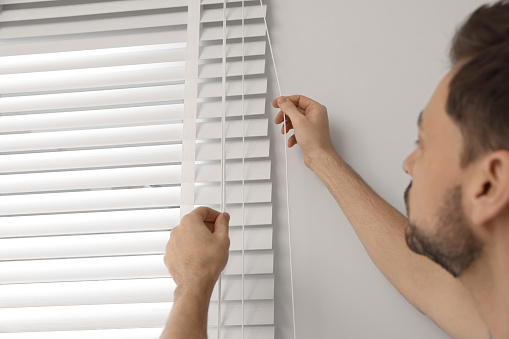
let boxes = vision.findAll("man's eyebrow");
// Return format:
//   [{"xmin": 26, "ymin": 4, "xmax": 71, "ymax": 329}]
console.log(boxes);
[{"xmin": 417, "ymin": 111, "xmax": 424, "ymax": 129}]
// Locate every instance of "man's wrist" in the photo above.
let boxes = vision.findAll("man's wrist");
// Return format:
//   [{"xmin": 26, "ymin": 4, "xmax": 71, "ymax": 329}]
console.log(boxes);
[
  {"xmin": 309, "ymin": 148, "xmax": 342, "ymax": 173},
  {"xmin": 174, "ymin": 279, "xmax": 216, "ymax": 303}
]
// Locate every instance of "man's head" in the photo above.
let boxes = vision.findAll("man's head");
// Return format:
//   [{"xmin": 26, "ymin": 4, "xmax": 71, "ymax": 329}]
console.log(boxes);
[{"xmin": 403, "ymin": 1, "xmax": 509, "ymax": 278}]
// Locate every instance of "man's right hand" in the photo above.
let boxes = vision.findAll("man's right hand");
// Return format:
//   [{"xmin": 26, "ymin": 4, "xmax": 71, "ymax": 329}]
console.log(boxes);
[
  {"xmin": 273, "ymin": 95, "xmax": 336, "ymax": 169},
  {"xmin": 164, "ymin": 207, "xmax": 230, "ymax": 295}
]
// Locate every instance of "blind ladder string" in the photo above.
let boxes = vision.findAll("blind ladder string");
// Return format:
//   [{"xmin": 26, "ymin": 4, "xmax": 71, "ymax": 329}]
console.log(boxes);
[
  {"xmin": 218, "ymin": 0, "xmax": 227, "ymax": 337},
  {"xmin": 241, "ymin": 0, "xmax": 246, "ymax": 338},
  {"xmin": 258, "ymin": 1, "xmax": 297, "ymax": 338}
]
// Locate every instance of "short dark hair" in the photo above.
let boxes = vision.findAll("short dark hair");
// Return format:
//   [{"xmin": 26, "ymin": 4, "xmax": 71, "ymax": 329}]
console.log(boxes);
[{"xmin": 447, "ymin": 0, "xmax": 509, "ymax": 166}]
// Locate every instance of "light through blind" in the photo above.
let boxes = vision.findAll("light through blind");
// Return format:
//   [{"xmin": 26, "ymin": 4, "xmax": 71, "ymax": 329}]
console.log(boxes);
[{"xmin": 0, "ymin": 1, "xmax": 275, "ymax": 338}]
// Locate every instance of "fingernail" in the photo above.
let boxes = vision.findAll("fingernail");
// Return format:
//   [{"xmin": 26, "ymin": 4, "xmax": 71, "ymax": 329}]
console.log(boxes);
[
  {"xmin": 278, "ymin": 96, "xmax": 287, "ymax": 105},
  {"xmin": 224, "ymin": 212, "xmax": 230, "ymax": 222}
]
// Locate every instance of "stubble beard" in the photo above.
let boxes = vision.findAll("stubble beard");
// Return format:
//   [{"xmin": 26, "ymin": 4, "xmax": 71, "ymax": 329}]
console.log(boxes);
[{"xmin": 404, "ymin": 184, "xmax": 483, "ymax": 278}]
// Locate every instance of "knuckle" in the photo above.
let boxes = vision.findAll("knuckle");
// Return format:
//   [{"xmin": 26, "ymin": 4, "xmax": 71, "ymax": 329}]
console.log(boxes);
[
  {"xmin": 180, "ymin": 214, "xmax": 192, "ymax": 224},
  {"xmin": 194, "ymin": 206, "xmax": 207, "ymax": 213},
  {"xmin": 170, "ymin": 225, "xmax": 180, "ymax": 237}
]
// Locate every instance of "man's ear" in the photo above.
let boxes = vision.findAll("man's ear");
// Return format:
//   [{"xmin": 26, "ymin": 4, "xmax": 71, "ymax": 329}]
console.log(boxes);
[{"xmin": 469, "ymin": 150, "xmax": 509, "ymax": 226}]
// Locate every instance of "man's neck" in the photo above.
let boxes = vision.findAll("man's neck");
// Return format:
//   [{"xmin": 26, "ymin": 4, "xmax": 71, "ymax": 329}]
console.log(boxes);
[{"xmin": 459, "ymin": 223, "xmax": 509, "ymax": 339}]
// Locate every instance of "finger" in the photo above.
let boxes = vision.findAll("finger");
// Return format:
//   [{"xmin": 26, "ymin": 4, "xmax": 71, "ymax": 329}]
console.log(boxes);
[
  {"xmin": 214, "ymin": 212, "xmax": 230, "ymax": 237},
  {"xmin": 187, "ymin": 206, "xmax": 221, "ymax": 223},
  {"xmin": 286, "ymin": 95, "xmax": 323, "ymax": 113},
  {"xmin": 275, "ymin": 97, "xmax": 305, "ymax": 124},
  {"xmin": 274, "ymin": 111, "xmax": 285, "ymax": 124},
  {"xmin": 204, "ymin": 221, "xmax": 216, "ymax": 233},
  {"xmin": 275, "ymin": 107, "xmax": 305, "ymax": 125},
  {"xmin": 288, "ymin": 134, "xmax": 298, "ymax": 148},
  {"xmin": 281, "ymin": 119, "xmax": 294, "ymax": 134}
]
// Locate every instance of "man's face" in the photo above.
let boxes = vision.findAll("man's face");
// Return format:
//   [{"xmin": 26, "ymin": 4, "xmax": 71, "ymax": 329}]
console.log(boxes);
[{"xmin": 402, "ymin": 69, "xmax": 482, "ymax": 278}]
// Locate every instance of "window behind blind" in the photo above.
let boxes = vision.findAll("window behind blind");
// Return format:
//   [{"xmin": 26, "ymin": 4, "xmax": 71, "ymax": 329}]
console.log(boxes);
[{"xmin": 0, "ymin": 0, "xmax": 275, "ymax": 338}]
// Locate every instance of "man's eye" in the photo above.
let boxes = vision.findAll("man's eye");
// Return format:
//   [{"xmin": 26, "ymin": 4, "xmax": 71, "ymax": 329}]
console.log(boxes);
[{"xmin": 415, "ymin": 140, "xmax": 420, "ymax": 146}]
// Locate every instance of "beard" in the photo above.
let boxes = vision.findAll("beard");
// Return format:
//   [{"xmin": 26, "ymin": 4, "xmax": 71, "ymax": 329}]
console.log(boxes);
[{"xmin": 404, "ymin": 183, "xmax": 482, "ymax": 278}]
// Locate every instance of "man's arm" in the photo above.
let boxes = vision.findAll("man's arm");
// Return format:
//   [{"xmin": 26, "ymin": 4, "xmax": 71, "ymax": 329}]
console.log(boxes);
[
  {"xmin": 159, "ymin": 283, "xmax": 214, "ymax": 339},
  {"xmin": 160, "ymin": 207, "xmax": 230, "ymax": 339},
  {"xmin": 274, "ymin": 95, "xmax": 489, "ymax": 339}
]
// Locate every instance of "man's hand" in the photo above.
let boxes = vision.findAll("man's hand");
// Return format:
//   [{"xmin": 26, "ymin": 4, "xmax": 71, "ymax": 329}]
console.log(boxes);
[
  {"xmin": 160, "ymin": 207, "xmax": 230, "ymax": 339},
  {"xmin": 164, "ymin": 207, "xmax": 230, "ymax": 293},
  {"xmin": 273, "ymin": 95, "xmax": 335, "ymax": 168}
]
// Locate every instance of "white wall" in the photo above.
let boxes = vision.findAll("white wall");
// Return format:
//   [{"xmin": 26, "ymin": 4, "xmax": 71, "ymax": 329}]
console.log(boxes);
[{"xmin": 268, "ymin": 1, "xmax": 487, "ymax": 338}]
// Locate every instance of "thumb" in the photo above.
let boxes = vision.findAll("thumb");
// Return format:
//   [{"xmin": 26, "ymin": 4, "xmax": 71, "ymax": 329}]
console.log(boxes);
[
  {"xmin": 277, "ymin": 96, "xmax": 304, "ymax": 124},
  {"xmin": 214, "ymin": 212, "xmax": 230, "ymax": 237}
]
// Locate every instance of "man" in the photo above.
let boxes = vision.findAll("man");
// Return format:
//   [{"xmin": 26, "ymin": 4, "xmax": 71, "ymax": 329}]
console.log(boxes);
[{"xmin": 161, "ymin": 1, "xmax": 509, "ymax": 338}]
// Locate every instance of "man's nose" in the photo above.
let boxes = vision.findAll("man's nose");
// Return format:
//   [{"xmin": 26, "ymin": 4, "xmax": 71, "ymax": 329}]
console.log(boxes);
[{"xmin": 403, "ymin": 152, "xmax": 415, "ymax": 176}]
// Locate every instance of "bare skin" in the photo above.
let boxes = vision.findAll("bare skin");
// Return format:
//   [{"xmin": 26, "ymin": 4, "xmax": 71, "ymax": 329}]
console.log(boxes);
[
  {"xmin": 159, "ymin": 68, "xmax": 509, "ymax": 339},
  {"xmin": 160, "ymin": 207, "xmax": 230, "ymax": 339},
  {"xmin": 273, "ymin": 69, "xmax": 509, "ymax": 338}
]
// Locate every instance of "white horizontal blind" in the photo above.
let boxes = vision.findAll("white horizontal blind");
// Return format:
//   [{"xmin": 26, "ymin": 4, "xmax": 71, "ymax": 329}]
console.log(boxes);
[{"xmin": 0, "ymin": 1, "xmax": 274, "ymax": 338}]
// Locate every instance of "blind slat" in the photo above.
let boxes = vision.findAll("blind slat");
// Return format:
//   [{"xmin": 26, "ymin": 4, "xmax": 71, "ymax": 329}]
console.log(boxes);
[
  {"xmin": 199, "ymin": 59, "xmax": 265, "ymax": 79},
  {"xmin": 0, "ymin": 251, "xmax": 274, "ymax": 283},
  {"xmin": 0, "ymin": 0, "xmax": 60, "ymax": 4},
  {"xmin": 0, "ymin": 227, "xmax": 273, "ymax": 261},
  {"xmin": 197, "ymin": 97, "xmax": 266, "ymax": 118},
  {"xmin": 0, "ymin": 10, "xmax": 187, "ymax": 40},
  {"xmin": 0, "ymin": 29, "xmax": 187, "ymax": 57},
  {"xmin": 208, "ymin": 326, "xmax": 275, "ymax": 339},
  {"xmin": 0, "ymin": 204, "xmax": 273, "ymax": 238},
  {"xmin": 0, "ymin": 326, "xmax": 275, "ymax": 339},
  {"xmin": 197, "ymin": 118, "xmax": 268, "ymax": 140},
  {"xmin": 198, "ymin": 77, "xmax": 267, "ymax": 98},
  {"xmin": 1, "ymin": 59, "xmax": 265, "ymax": 95},
  {"xmin": 0, "ymin": 183, "xmax": 271, "ymax": 216},
  {"xmin": 0, "ymin": 84, "xmax": 185, "ymax": 114},
  {"xmin": 1, "ymin": 78, "xmax": 264, "ymax": 114},
  {"xmin": 195, "ymin": 182, "xmax": 272, "ymax": 206},
  {"xmin": 1, "ymin": 64, "xmax": 187, "ymax": 95},
  {"xmin": 0, "ymin": 300, "xmax": 274, "ymax": 332},
  {"xmin": 0, "ymin": 161, "xmax": 270, "ymax": 194},
  {"xmin": 0, "ymin": 275, "xmax": 274, "ymax": 308},
  {"xmin": 1, "ymin": 96, "xmax": 266, "ymax": 133},
  {"xmin": 0, "ymin": 45, "xmax": 187, "ymax": 75},
  {"xmin": 0, "ymin": 118, "xmax": 267, "ymax": 153},
  {"xmin": 0, "ymin": 124, "xmax": 184, "ymax": 153},
  {"xmin": 201, "ymin": 5, "xmax": 266, "ymax": 23},
  {"xmin": 0, "ymin": 0, "xmax": 189, "ymax": 23},
  {"xmin": 200, "ymin": 40, "xmax": 267, "ymax": 60},
  {"xmin": 201, "ymin": 22, "xmax": 266, "ymax": 41},
  {"xmin": 0, "ymin": 144, "xmax": 182, "ymax": 174},
  {"xmin": 0, "ymin": 165, "xmax": 183, "ymax": 194},
  {"xmin": 0, "ymin": 40, "xmax": 265, "ymax": 75},
  {"xmin": 201, "ymin": 0, "xmax": 249, "ymax": 4},
  {"xmin": 0, "ymin": 22, "xmax": 265, "ymax": 58},
  {"xmin": 0, "ymin": 187, "xmax": 181, "ymax": 216},
  {"xmin": 196, "ymin": 138, "xmax": 270, "ymax": 161},
  {"xmin": 196, "ymin": 159, "xmax": 271, "ymax": 182},
  {"xmin": 0, "ymin": 138, "xmax": 269, "ymax": 174},
  {"xmin": 0, "ymin": 5, "xmax": 265, "ymax": 40},
  {"xmin": 0, "ymin": 104, "xmax": 184, "ymax": 134}
]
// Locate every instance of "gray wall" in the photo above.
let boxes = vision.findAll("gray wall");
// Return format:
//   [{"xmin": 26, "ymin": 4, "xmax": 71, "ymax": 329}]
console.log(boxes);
[{"xmin": 268, "ymin": 1, "xmax": 487, "ymax": 338}]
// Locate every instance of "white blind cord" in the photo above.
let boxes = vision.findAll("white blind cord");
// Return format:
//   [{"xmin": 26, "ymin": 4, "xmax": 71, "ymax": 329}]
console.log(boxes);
[
  {"xmin": 259, "ymin": 1, "xmax": 297, "ymax": 338},
  {"xmin": 241, "ymin": 1, "xmax": 246, "ymax": 338},
  {"xmin": 218, "ymin": 0, "xmax": 227, "ymax": 337}
]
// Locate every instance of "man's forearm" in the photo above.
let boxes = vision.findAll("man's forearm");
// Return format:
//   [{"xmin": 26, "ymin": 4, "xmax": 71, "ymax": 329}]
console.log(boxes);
[{"xmin": 160, "ymin": 283, "xmax": 214, "ymax": 339}]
